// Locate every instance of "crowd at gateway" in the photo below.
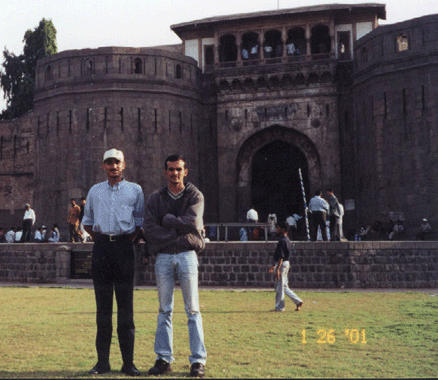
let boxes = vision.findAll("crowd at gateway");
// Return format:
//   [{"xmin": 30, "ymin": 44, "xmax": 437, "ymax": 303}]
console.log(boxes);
[{"xmin": 0, "ymin": 194, "xmax": 433, "ymax": 245}]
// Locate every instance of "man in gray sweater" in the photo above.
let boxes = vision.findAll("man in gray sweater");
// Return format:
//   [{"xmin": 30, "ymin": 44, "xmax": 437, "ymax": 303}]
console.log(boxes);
[{"xmin": 144, "ymin": 154, "xmax": 207, "ymax": 378}]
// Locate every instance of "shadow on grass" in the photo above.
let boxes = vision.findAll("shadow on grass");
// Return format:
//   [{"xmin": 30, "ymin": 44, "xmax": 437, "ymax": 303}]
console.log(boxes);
[
  {"xmin": 53, "ymin": 310, "xmax": 278, "ymax": 315},
  {"xmin": 0, "ymin": 370, "xmax": 191, "ymax": 378}
]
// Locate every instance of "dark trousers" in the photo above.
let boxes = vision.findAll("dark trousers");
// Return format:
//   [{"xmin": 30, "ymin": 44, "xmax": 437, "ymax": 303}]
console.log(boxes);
[
  {"xmin": 310, "ymin": 211, "xmax": 327, "ymax": 241},
  {"xmin": 21, "ymin": 219, "xmax": 33, "ymax": 242},
  {"xmin": 91, "ymin": 236, "xmax": 135, "ymax": 366}
]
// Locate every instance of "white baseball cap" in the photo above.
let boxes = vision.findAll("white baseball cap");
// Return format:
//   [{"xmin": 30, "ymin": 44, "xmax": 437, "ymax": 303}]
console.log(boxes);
[{"xmin": 103, "ymin": 149, "xmax": 124, "ymax": 162}]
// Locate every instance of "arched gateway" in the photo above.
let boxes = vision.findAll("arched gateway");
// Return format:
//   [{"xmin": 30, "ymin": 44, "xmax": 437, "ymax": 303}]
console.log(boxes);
[{"xmin": 236, "ymin": 125, "xmax": 321, "ymax": 222}]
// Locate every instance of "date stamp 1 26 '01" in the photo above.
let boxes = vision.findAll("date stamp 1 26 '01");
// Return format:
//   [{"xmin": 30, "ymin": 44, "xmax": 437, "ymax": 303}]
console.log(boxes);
[{"xmin": 301, "ymin": 329, "xmax": 367, "ymax": 344}]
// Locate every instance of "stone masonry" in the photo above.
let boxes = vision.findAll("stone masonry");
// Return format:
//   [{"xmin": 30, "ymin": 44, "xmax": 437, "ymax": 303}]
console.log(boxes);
[{"xmin": 1, "ymin": 242, "xmax": 437, "ymax": 288}]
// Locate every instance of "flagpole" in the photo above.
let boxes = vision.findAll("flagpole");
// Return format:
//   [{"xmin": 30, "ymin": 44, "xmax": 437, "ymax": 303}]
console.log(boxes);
[{"xmin": 298, "ymin": 168, "xmax": 311, "ymax": 241}]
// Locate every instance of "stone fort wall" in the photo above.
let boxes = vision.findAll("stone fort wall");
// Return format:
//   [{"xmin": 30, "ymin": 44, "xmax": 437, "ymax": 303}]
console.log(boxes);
[
  {"xmin": 28, "ymin": 47, "xmax": 218, "ymax": 235},
  {"xmin": 1, "ymin": 14, "xmax": 438, "ymax": 238},
  {"xmin": 1, "ymin": 242, "xmax": 436, "ymax": 289},
  {"xmin": 0, "ymin": 113, "xmax": 35, "ymax": 228},
  {"xmin": 352, "ymin": 15, "xmax": 438, "ymax": 231}
]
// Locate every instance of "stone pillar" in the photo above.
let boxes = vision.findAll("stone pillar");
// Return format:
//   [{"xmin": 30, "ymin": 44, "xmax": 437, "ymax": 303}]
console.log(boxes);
[
  {"xmin": 55, "ymin": 246, "xmax": 71, "ymax": 284},
  {"xmin": 306, "ymin": 24, "xmax": 311, "ymax": 59},
  {"xmin": 282, "ymin": 26, "xmax": 287, "ymax": 59}
]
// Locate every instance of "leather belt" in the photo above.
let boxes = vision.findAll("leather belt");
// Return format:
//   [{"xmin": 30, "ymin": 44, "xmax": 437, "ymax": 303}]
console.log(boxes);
[
  {"xmin": 95, "ymin": 233, "xmax": 132, "ymax": 242},
  {"xmin": 163, "ymin": 247, "xmax": 193, "ymax": 254}
]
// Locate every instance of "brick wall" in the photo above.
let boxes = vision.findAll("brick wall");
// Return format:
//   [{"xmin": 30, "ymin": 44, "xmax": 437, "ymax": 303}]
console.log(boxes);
[{"xmin": 0, "ymin": 241, "xmax": 437, "ymax": 288}]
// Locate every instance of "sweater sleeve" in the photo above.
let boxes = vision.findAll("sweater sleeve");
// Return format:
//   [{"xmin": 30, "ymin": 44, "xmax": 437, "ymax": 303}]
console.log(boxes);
[{"xmin": 144, "ymin": 192, "xmax": 177, "ymax": 246}]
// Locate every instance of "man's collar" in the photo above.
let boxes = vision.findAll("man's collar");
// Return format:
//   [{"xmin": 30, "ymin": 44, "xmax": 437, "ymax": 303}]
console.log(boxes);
[{"xmin": 106, "ymin": 178, "xmax": 125, "ymax": 187}]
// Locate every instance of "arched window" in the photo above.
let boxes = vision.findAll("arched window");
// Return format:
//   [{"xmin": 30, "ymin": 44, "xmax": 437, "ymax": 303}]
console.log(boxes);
[
  {"xmin": 134, "ymin": 58, "xmax": 143, "ymax": 74},
  {"xmin": 397, "ymin": 34, "xmax": 409, "ymax": 52},
  {"xmin": 45, "ymin": 65, "xmax": 53, "ymax": 81},
  {"xmin": 311, "ymin": 24, "xmax": 331, "ymax": 58},
  {"xmin": 219, "ymin": 34, "xmax": 238, "ymax": 64},
  {"xmin": 83, "ymin": 59, "xmax": 93, "ymax": 75},
  {"xmin": 295, "ymin": 73, "xmax": 305, "ymax": 85},
  {"xmin": 175, "ymin": 64, "xmax": 182, "ymax": 79},
  {"xmin": 264, "ymin": 29, "xmax": 283, "ymax": 59},
  {"xmin": 321, "ymin": 72, "xmax": 332, "ymax": 83},
  {"xmin": 241, "ymin": 32, "xmax": 259, "ymax": 61},
  {"xmin": 307, "ymin": 73, "xmax": 319, "ymax": 84},
  {"xmin": 286, "ymin": 27, "xmax": 306, "ymax": 56},
  {"xmin": 361, "ymin": 47, "xmax": 368, "ymax": 63}
]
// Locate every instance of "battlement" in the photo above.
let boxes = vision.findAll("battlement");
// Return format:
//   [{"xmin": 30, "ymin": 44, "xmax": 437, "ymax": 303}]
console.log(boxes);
[
  {"xmin": 34, "ymin": 45, "xmax": 200, "ymax": 102},
  {"xmin": 354, "ymin": 14, "xmax": 438, "ymax": 76}
]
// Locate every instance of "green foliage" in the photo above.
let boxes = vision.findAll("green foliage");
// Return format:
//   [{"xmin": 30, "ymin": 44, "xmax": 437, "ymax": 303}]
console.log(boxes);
[
  {"xmin": 0, "ymin": 287, "xmax": 437, "ymax": 378},
  {"xmin": 0, "ymin": 18, "xmax": 57, "ymax": 120}
]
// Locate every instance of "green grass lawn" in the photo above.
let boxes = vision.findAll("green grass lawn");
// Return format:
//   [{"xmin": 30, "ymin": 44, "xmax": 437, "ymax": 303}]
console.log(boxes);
[{"xmin": 0, "ymin": 287, "xmax": 437, "ymax": 378}]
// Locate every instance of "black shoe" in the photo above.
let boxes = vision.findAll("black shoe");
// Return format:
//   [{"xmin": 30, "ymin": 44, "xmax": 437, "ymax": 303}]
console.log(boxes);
[
  {"xmin": 148, "ymin": 359, "xmax": 172, "ymax": 375},
  {"xmin": 88, "ymin": 363, "xmax": 111, "ymax": 375},
  {"xmin": 121, "ymin": 363, "xmax": 141, "ymax": 376},
  {"xmin": 190, "ymin": 363, "xmax": 205, "ymax": 377}
]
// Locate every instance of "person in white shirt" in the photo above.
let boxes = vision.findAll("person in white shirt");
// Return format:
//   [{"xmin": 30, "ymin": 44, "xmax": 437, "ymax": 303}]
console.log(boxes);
[
  {"xmin": 246, "ymin": 206, "xmax": 259, "ymax": 240},
  {"xmin": 286, "ymin": 214, "xmax": 302, "ymax": 239},
  {"xmin": 5, "ymin": 227, "xmax": 16, "ymax": 243},
  {"xmin": 15, "ymin": 228, "xmax": 23, "ymax": 243},
  {"xmin": 268, "ymin": 214, "xmax": 277, "ymax": 238},
  {"xmin": 308, "ymin": 190, "xmax": 329, "ymax": 241},
  {"xmin": 21, "ymin": 203, "xmax": 36, "ymax": 243},
  {"xmin": 34, "ymin": 227, "xmax": 44, "ymax": 242},
  {"xmin": 246, "ymin": 206, "xmax": 258, "ymax": 223}
]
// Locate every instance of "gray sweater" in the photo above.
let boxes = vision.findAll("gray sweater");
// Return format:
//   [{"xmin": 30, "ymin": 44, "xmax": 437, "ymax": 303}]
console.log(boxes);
[{"xmin": 144, "ymin": 182, "xmax": 205, "ymax": 255}]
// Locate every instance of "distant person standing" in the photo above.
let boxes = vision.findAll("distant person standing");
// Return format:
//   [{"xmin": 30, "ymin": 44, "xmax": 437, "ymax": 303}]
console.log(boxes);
[
  {"xmin": 246, "ymin": 205, "xmax": 258, "ymax": 223},
  {"xmin": 67, "ymin": 199, "xmax": 82, "ymax": 242},
  {"xmin": 267, "ymin": 213, "xmax": 277, "ymax": 238},
  {"xmin": 79, "ymin": 197, "xmax": 91, "ymax": 242},
  {"xmin": 418, "ymin": 218, "xmax": 432, "ymax": 240},
  {"xmin": 308, "ymin": 190, "xmax": 329, "ymax": 241},
  {"xmin": 246, "ymin": 205, "xmax": 258, "ymax": 239},
  {"xmin": 20, "ymin": 203, "xmax": 36, "ymax": 243},
  {"xmin": 326, "ymin": 188, "xmax": 341, "ymax": 241},
  {"xmin": 268, "ymin": 221, "xmax": 303, "ymax": 312},
  {"xmin": 82, "ymin": 148, "xmax": 145, "ymax": 376},
  {"xmin": 286, "ymin": 213, "xmax": 301, "ymax": 240}
]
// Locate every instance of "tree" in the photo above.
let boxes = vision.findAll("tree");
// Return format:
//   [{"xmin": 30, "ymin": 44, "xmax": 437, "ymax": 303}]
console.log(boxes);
[{"xmin": 0, "ymin": 18, "xmax": 57, "ymax": 120}]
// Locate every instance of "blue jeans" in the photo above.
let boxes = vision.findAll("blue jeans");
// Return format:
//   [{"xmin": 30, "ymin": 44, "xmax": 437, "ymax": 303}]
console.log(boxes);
[
  {"xmin": 275, "ymin": 261, "xmax": 303, "ymax": 311},
  {"xmin": 154, "ymin": 251, "xmax": 207, "ymax": 365}
]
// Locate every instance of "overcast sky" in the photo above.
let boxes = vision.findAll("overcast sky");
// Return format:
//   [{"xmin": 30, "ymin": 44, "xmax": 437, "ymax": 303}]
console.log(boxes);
[{"xmin": 1, "ymin": 0, "xmax": 437, "ymax": 112}]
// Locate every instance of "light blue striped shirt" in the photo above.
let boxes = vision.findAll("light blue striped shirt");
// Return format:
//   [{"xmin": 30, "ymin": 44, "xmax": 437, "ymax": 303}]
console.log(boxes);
[
  {"xmin": 82, "ymin": 179, "xmax": 144, "ymax": 235},
  {"xmin": 308, "ymin": 195, "xmax": 329, "ymax": 213}
]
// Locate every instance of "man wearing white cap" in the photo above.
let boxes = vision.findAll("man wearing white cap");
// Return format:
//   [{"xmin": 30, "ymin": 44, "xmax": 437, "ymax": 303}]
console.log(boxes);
[
  {"xmin": 82, "ymin": 148, "xmax": 145, "ymax": 376},
  {"xmin": 20, "ymin": 203, "xmax": 36, "ymax": 243},
  {"xmin": 418, "ymin": 218, "xmax": 432, "ymax": 240}
]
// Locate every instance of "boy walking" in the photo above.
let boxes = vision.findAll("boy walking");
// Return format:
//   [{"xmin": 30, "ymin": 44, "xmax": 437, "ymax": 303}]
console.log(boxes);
[{"xmin": 268, "ymin": 221, "xmax": 303, "ymax": 312}]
